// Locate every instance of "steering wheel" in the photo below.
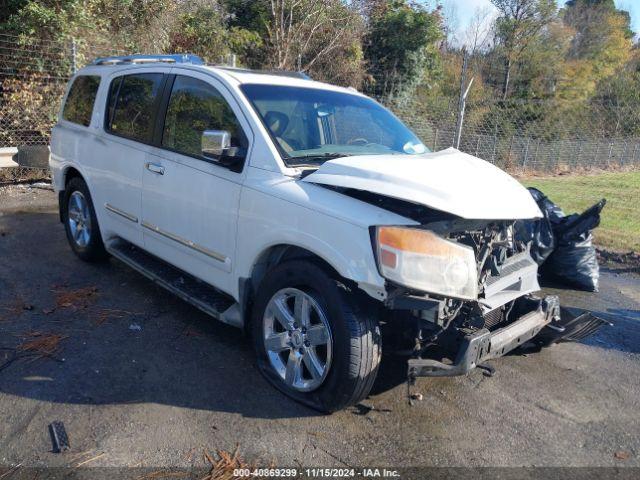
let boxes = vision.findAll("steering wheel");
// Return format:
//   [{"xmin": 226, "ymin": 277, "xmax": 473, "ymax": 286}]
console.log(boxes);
[{"xmin": 347, "ymin": 137, "xmax": 371, "ymax": 146}]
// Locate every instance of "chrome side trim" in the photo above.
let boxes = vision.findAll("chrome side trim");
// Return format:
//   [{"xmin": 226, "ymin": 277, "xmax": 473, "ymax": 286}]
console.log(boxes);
[
  {"xmin": 105, "ymin": 203, "xmax": 138, "ymax": 223},
  {"xmin": 141, "ymin": 220, "xmax": 227, "ymax": 263}
]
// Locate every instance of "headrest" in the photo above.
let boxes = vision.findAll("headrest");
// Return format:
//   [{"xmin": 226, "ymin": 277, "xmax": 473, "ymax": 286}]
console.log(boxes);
[{"xmin": 264, "ymin": 111, "xmax": 289, "ymax": 137}]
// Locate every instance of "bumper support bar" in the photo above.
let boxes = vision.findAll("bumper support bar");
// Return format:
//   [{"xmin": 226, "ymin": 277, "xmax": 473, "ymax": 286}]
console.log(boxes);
[{"xmin": 408, "ymin": 295, "xmax": 560, "ymax": 379}]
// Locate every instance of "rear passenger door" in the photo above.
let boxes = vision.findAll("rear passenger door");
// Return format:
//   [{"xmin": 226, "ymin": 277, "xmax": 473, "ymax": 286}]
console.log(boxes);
[
  {"xmin": 94, "ymin": 70, "xmax": 166, "ymax": 246},
  {"xmin": 141, "ymin": 71, "xmax": 251, "ymax": 295}
]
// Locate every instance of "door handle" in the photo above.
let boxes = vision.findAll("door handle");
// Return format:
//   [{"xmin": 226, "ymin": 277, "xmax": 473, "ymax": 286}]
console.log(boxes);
[{"xmin": 146, "ymin": 162, "xmax": 165, "ymax": 175}]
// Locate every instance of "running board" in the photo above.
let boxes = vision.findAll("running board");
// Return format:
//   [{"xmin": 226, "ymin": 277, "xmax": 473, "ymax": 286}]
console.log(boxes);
[{"xmin": 106, "ymin": 238, "xmax": 243, "ymax": 328}]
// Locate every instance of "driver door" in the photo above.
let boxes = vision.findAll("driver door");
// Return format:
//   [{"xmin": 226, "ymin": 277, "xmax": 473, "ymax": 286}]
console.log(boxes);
[{"xmin": 141, "ymin": 71, "xmax": 250, "ymax": 295}]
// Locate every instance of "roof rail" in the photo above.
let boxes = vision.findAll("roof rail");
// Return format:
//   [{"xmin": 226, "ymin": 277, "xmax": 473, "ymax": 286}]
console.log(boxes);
[
  {"xmin": 93, "ymin": 54, "xmax": 205, "ymax": 66},
  {"xmin": 216, "ymin": 66, "xmax": 311, "ymax": 80}
]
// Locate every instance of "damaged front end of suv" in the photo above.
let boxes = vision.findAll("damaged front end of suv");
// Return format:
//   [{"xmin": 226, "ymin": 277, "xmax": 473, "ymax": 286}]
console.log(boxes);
[
  {"xmin": 374, "ymin": 219, "xmax": 562, "ymax": 381},
  {"xmin": 303, "ymin": 149, "xmax": 607, "ymax": 386}
]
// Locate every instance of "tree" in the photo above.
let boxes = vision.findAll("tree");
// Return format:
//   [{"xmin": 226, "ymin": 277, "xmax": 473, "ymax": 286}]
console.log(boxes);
[
  {"xmin": 510, "ymin": 19, "xmax": 573, "ymax": 98},
  {"xmin": 167, "ymin": 2, "xmax": 262, "ymax": 64},
  {"xmin": 490, "ymin": 0, "xmax": 557, "ymax": 100},
  {"xmin": 264, "ymin": 0, "xmax": 363, "ymax": 75},
  {"xmin": 561, "ymin": 0, "xmax": 633, "ymax": 81},
  {"xmin": 463, "ymin": 7, "xmax": 495, "ymax": 55},
  {"xmin": 363, "ymin": 0, "xmax": 442, "ymax": 98}
]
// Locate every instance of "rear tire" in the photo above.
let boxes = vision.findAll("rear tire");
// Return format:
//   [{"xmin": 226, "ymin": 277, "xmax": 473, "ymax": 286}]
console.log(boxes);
[
  {"xmin": 63, "ymin": 177, "xmax": 109, "ymax": 262},
  {"xmin": 251, "ymin": 260, "xmax": 381, "ymax": 413}
]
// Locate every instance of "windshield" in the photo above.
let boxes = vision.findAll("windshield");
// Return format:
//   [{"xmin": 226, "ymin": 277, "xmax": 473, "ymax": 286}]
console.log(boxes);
[{"xmin": 240, "ymin": 84, "xmax": 429, "ymax": 166}]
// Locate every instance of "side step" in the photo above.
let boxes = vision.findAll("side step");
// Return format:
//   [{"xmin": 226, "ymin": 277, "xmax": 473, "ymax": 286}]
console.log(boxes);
[{"xmin": 106, "ymin": 238, "xmax": 243, "ymax": 328}]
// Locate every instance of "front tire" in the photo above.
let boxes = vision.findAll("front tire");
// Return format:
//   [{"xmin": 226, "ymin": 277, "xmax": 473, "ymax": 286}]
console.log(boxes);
[
  {"xmin": 63, "ymin": 177, "xmax": 109, "ymax": 262},
  {"xmin": 251, "ymin": 260, "xmax": 381, "ymax": 412}
]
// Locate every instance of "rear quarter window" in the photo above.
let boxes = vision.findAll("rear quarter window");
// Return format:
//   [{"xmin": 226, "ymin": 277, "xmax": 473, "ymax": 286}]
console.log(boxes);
[
  {"xmin": 62, "ymin": 75, "xmax": 101, "ymax": 126},
  {"xmin": 106, "ymin": 73, "xmax": 164, "ymax": 143}
]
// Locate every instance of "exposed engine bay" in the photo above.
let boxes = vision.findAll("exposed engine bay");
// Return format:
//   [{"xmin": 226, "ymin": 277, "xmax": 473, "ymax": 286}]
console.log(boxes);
[
  {"xmin": 382, "ymin": 219, "xmax": 541, "ymax": 356},
  {"xmin": 317, "ymin": 184, "xmax": 608, "ymax": 383}
]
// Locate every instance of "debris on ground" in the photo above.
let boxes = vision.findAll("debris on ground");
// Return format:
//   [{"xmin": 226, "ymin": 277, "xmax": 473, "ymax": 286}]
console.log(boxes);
[
  {"xmin": 17, "ymin": 331, "xmax": 68, "ymax": 359},
  {"xmin": 74, "ymin": 452, "xmax": 106, "ymax": 467},
  {"xmin": 0, "ymin": 331, "xmax": 68, "ymax": 373},
  {"xmin": 0, "ymin": 297, "xmax": 32, "ymax": 321},
  {"xmin": 410, "ymin": 393, "xmax": 423, "ymax": 402},
  {"xmin": 29, "ymin": 182, "xmax": 54, "ymax": 191},
  {"xmin": 49, "ymin": 421, "xmax": 70, "ymax": 453},
  {"xmin": 95, "ymin": 308, "xmax": 139, "ymax": 326},
  {"xmin": 353, "ymin": 403, "xmax": 392, "ymax": 416},
  {"xmin": 614, "ymin": 451, "xmax": 631, "ymax": 460},
  {"xmin": 0, "ymin": 463, "xmax": 22, "ymax": 478},
  {"xmin": 53, "ymin": 286, "xmax": 98, "ymax": 311},
  {"xmin": 202, "ymin": 447, "xmax": 252, "ymax": 480},
  {"xmin": 129, "ymin": 323, "xmax": 142, "ymax": 331}
]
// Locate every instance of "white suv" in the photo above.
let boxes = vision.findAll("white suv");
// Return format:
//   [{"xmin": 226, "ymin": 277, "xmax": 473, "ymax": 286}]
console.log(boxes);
[{"xmin": 50, "ymin": 54, "xmax": 569, "ymax": 412}]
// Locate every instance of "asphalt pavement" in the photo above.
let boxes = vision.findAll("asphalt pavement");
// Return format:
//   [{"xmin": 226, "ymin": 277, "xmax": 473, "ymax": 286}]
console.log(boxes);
[{"xmin": 0, "ymin": 185, "xmax": 639, "ymax": 470}]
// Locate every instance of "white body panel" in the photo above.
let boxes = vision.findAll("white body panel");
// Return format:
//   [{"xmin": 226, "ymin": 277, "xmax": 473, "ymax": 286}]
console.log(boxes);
[{"xmin": 50, "ymin": 61, "xmax": 541, "ymax": 309}]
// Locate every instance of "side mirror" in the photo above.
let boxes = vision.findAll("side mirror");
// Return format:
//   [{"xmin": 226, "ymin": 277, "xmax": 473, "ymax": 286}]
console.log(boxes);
[
  {"xmin": 202, "ymin": 130, "xmax": 231, "ymax": 158},
  {"xmin": 201, "ymin": 129, "xmax": 245, "ymax": 172}
]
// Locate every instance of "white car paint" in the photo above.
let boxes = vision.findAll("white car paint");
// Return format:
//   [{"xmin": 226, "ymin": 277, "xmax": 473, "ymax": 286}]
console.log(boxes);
[
  {"xmin": 50, "ymin": 61, "xmax": 541, "ymax": 309},
  {"xmin": 303, "ymin": 148, "xmax": 543, "ymax": 220}
]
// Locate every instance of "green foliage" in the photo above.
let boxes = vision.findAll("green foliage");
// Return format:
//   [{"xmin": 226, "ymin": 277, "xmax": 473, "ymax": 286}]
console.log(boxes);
[
  {"xmin": 524, "ymin": 172, "xmax": 640, "ymax": 252},
  {"xmin": 168, "ymin": 4, "xmax": 231, "ymax": 62},
  {"xmin": 363, "ymin": 0, "xmax": 442, "ymax": 98}
]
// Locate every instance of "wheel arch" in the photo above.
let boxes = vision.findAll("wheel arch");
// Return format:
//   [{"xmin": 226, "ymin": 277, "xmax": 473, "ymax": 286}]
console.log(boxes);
[
  {"xmin": 63, "ymin": 166, "xmax": 84, "ymax": 186},
  {"xmin": 240, "ymin": 244, "xmax": 353, "ymax": 334},
  {"xmin": 58, "ymin": 166, "xmax": 85, "ymax": 222}
]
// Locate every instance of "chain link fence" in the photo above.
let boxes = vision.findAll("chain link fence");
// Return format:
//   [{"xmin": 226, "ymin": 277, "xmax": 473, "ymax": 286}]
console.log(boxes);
[
  {"xmin": 1, "ymin": 36, "xmax": 640, "ymax": 184},
  {"xmin": 383, "ymin": 51, "xmax": 640, "ymax": 174},
  {"xmin": 0, "ymin": 34, "xmax": 125, "ymax": 183}
]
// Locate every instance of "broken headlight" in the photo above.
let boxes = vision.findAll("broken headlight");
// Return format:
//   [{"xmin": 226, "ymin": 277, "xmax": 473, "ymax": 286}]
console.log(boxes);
[{"xmin": 375, "ymin": 226, "xmax": 478, "ymax": 300}]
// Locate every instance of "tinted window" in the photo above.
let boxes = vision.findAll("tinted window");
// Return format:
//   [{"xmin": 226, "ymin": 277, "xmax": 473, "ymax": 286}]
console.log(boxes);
[
  {"xmin": 62, "ymin": 76, "xmax": 100, "ymax": 126},
  {"xmin": 162, "ymin": 76, "xmax": 247, "ymax": 158},
  {"xmin": 108, "ymin": 73, "xmax": 164, "ymax": 142}
]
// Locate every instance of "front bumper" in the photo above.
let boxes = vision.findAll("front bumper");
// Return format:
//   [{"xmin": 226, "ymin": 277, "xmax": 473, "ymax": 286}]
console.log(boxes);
[{"xmin": 408, "ymin": 295, "xmax": 561, "ymax": 378}]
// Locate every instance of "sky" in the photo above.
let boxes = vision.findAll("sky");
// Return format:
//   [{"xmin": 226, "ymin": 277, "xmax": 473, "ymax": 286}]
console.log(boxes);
[{"xmin": 429, "ymin": 0, "xmax": 640, "ymax": 46}]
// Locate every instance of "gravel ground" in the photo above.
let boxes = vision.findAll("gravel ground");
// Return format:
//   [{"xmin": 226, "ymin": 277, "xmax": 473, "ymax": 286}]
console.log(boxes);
[{"xmin": 0, "ymin": 186, "xmax": 639, "ymax": 471}]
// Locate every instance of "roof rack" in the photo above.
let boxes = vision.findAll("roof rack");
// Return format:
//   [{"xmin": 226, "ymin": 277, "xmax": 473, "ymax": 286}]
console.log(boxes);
[
  {"xmin": 216, "ymin": 66, "xmax": 311, "ymax": 80},
  {"xmin": 93, "ymin": 54, "xmax": 205, "ymax": 66}
]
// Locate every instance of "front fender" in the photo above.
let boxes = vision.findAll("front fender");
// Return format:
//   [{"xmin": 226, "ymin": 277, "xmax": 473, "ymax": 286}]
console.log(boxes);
[{"xmin": 235, "ymin": 187, "xmax": 387, "ymax": 302}]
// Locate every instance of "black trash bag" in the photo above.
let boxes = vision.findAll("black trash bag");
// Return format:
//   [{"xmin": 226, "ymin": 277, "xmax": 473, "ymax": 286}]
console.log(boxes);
[
  {"xmin": 514, "ymin": 188, "xmax": 560, "ymax": 265},
  {"xmin": 543, "ymin": 199, "xmax": 606, "ymax": 292},
  {"xmin": 514, "ymin": 188, "xmax": 606, "ymax": 292}
]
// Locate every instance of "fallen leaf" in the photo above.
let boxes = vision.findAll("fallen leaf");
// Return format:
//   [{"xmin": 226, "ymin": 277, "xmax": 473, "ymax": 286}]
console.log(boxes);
[
  {"xmin": 17, "ymin": 331, "xmax": 68, "ymax": 358},
  {"xmin": 615, "ymin": 451, "xmax": 631, "ymax": 460},
  {"xmin": 53, "ymin": 286, "xmax": 98, "ymax": 310}
]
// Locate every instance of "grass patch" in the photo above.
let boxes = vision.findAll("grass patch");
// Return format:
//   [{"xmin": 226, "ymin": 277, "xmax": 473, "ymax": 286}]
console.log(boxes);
[{"xmin": 522, "ymin": 171, "xmax": 640, "ymax": 253}]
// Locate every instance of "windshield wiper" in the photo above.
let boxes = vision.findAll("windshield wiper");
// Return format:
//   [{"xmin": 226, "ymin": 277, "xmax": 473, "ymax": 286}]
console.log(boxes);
[{"xmin": 285, "ymin": 152, "xmax": 348, "ymax": 165}]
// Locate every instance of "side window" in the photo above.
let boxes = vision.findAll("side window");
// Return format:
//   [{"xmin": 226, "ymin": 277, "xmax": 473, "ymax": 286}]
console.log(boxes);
[
  {"xmin": 62, "ymin": 75, "xmax": 100, "ymax": 126},
  {"xmin": 107, "ymin": 73, "xmax": 164, "ymax": 143},
  {"xmin": 161, "ymin": 76, "xmax": 248, "ymax": 159}
]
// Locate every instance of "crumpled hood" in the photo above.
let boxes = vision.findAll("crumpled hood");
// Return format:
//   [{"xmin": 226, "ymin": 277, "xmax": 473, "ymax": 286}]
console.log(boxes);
[{"xmin": 302, "ymin": 148, "xmax": 542, "ymax": 220}]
